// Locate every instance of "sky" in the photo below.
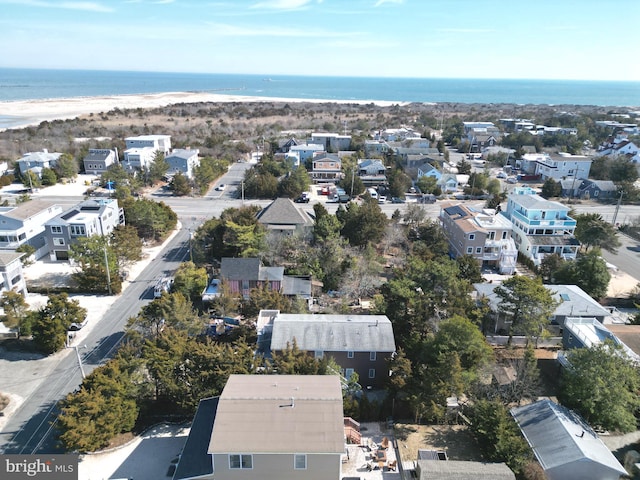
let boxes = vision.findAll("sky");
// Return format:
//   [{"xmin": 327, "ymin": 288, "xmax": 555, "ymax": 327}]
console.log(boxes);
[{"xmin": 1, "ymin": 0, "xmax": 639, "ymax": 81}]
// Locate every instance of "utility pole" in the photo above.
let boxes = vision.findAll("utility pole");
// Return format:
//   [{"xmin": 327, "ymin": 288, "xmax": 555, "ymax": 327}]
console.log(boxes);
[
  {"xmin": 612, "ymin": 190, "xmax": 624, "ymax": 226},
  {"xmin": 103, "ymin": 243, "xmax": 112, "ymax": 295}
]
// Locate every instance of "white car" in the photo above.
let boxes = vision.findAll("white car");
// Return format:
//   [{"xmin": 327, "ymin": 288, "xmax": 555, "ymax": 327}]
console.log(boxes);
[
  {"xmin": 215, "ymin": 184, "xmax": 226, "ymax": 191},
  {"xmin": 497, "ymin": 172, "xmax": 507, "ymax": 179},
  {"xmin": 378, "ymin": 195, "xmax": 387, "ymax": 204}
]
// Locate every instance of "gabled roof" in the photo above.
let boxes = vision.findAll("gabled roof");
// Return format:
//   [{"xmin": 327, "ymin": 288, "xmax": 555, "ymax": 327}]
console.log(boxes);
[
  {"xmin": 417, "ymin": 459, "xmax": 515, "ymax": 480},
  {"xmin": 208, "ymin": 375, "xmax": 344, "ymax": 455},
  {"xmin": 270, "ymin": 314, "xmax": 396, "ymax": 352},
  {"xmin": 83, "ymin": 149, "xmax": 114, "ymax": 161},
  {"xmin": 256, "ymin": 198, "xmax": 313, "ymax": 228},
  {"xmin": 579, "ymin": 179, "xmax": 617, "ymax": 192},
  {"xmin": 173, "ymin": 397, "xmax": 219, "ymax": 480},
  {"xmin": 220, "ymin": 257, "xmax": 261, "ymax": 280},
  {"xmin": 166, "ymin": 148, "xmax": 198, "ymax": 160},
  {"xmin": 511, "ymin": 400, "xmax": 626, "ymax": 477}
]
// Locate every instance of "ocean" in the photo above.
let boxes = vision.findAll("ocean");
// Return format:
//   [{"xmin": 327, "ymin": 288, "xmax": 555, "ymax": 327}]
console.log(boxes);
[{"xmin": 1, "ymin": 67, "xmax": 639, "ymax": 107}]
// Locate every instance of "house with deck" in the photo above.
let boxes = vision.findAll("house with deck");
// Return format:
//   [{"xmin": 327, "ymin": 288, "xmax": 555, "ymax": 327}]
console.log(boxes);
[
  {"xmin": 439, "ymin": 203, "xmax": 517, "ymax": 274},
  {"xmin": 44, "ymin": 198, "xmax": 124, "ymax": 261},
  {"xmin": 208, "ymin": 375, "xmax": 344, "ymax": 480},
  {"xmin": 0, "ymin": 252, "xmax": 27, "ymax": 296},
  {"xmin": 502, "ymin": 187, "xmax": 579, "ymax": 266},
  {"xmin": 0, "ymin": 200, "xmax": 63, "ymax": 259},
  {"xmin": 310, "ymin": 153, "xmax": 343, "ymax": 183},
  {"xmin": 165, "ymin": 148, "xmax": 200, "ymax": 179},
  {"xmin": 16, "ymin": 149, "xmax": 62, "ymax": 177},
  {"xmin": 123, "ymin": 134, "xmax": 171, "ymax": 171}
]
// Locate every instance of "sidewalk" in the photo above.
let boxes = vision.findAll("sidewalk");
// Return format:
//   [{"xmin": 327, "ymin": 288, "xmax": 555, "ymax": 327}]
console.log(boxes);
[{"xmin": 0, "ymin": 223, "xmax": 181, "ymax": 432}]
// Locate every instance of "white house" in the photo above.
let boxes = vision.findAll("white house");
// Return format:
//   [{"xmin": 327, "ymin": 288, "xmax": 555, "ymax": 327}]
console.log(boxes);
[
  {"xmin": 534, "ymin": 153, "xmax": 592, "ymax": 181},
  {"xmin": 0, "ymin": 200, "xmax": 63, "ymax": 259},
  {"xmin": 124, "ymin": 134, "xmax": 171, "ymax": 171}
]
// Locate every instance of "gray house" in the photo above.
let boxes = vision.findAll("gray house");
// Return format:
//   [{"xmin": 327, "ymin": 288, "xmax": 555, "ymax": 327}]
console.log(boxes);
[
  {"xmin": 511, "ymin": 399, "xmax": 626, "ymax": 480},
  {"xmin": 265, "ymin": 312, "xmax": 396, "ymax": 389},
  {"xmin": 83, "ymin": 149, "xmax": 118, "ymax": 175},
  {"xmin": 165, "ymin": 148, "xmax": 200, "ymax": 179},
  {"xmin": 16, "ymin": 149, "xmax": 62, "ymax": 176},
  {"xmin": 44, "ymin": 199, "xmax": 124, "ymax": 261},
  {"xmin": 256, "ymin": 198, "xmax": 314, "ymax": 236},
  {"xmin": 207, "ymin": 375, "xmax": 344, "ymax": 480}
]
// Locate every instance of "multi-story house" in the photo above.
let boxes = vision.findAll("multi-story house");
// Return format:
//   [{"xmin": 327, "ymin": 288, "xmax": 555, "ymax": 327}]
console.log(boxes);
[
  {"xmin": 287, "ymin": 143, "xmax": 324, "ymax": 163},
  {"xmin": 310, "ymin": 153, "xmax": 342, "ymax": 183},
  {"xmin": 44, "ymin": 199, "xmax": 124, "ymax": 261},
  {"xmin": 534, "ymin": 153, "xmax": 592, "ymax": 181},
  {"xmin": 0, "ymin": 200, "xmax": 63, "ymax": 259},
  {"xmin": 310, "ymin": 132, "xmax": 351, "ymax": 152},
  {"xmin": 261, "ymin": 311, "xmax": 397, "ymax": 389},
  {"xmin": 16, "ymin": 149, "xmax": 62, "ymax": 176},
  {"xmin": 219, "ymin": 258, "xmax": 283, "ymax": 298},
  {"xmin": 83, "ymin": 148, "xmax": 118, "ymax": 175},
  {"xmin": 364, "ymin": 139, "xmax": 389, "ymax": 157},
  {"xmin": 358, "ymin": 159, "xmax": 386, "ymax": 186},
  {"xmin": 123, "ymin": 134, "xmax": 171, "ymax": 170},
  {"xmin": 0, "ymin": 252, "xmax": 27, "ymax": 296},
  {"xmin": 175, "ymin": 375, "xmax": 344, "ymax": 480},
  {"xmin": 502, "ymin": 187, "xmax": 579, "ymax": 266},
  {"xmin": 440, "ymin": 203, "xmax": 517, "ymax": 274},
  {"xmin": 165, "ymin": 148, "xmax": 200, "ymax": 179}
]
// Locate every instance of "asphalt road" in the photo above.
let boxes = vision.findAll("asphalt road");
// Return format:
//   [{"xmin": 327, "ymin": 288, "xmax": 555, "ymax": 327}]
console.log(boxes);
[
  {"xmin": 2, "ymin": 164, "xmax": 640, "ymax": 454},
  {"xmin": 0, "ymin": 225, "xmax": 193, "ymax": 454}
]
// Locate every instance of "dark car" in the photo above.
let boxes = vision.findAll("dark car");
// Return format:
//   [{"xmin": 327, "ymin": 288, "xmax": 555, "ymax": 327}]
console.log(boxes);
[
  {"xmin": 294, "ymin": 196, "xmax": 310, "ymax": 203},
  {"xmin": 391, "ymin": 197, "xmax": 405, "ymax": 203}
]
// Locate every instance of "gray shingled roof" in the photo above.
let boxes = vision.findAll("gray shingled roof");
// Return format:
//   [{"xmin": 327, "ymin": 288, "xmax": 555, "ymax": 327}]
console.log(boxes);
[
  {"xmin": 256, "ymin": 198, "xmax": 313, "ymax": 227},
  {"xmin": 511, "ymin": 400, "xmax": 626, "ymax": 477},
  {"xmin": 270, "ymin": 314, "xmax": 396, "ymax": 352},
  {"xmin": 220, "ymin": 258, "xmax": 261, "ymax": 280},
  {"xmin": 0, "ymin": 251, "xmax": 24, "ymax": 267},
  {"xmin": 173, "ymin": 397, "xmax": 218, "ymax": 480},
  {"xmin": 417, "ymin": 460, "xmax": 515, "ymax": 480},
  {"xmin": 0, "ymin": 200, "xmax": 60, "ymax": 221}
]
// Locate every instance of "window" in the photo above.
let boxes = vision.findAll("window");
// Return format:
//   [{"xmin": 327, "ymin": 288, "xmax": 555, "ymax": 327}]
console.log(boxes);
[
  {"xmin": 229, "ymin": 454, "xmax": 252, "ymax": 469},
  {"xmin": 314, "ymin": 350, "xmax": 324, "ymax": 359},
  {"xmin": 469, "ymin": 234, "xmax": 475, "ymax": 240},
  {"xmin": 370, "ymin": 352, "xmax": 376, "ymax": 361},
  {"xmin": 502, "ymin": 231, "xmax": 507, "ymax": 239},
  {"xmin": 476, "ymin": 247, "xmax": 482, "ymax": 254},
  {"xmin": 368, "ymin": 368, "xmax": 376, "ymax": 379},
  {"xmin": 70, "ymin": 225, "xmax": 86, "ymax": 236},
  {"xmin": 11, "ymin": 276, "xmax": 20, "ymax": 285},
  {"xmin": 53, "ymin": 238, "xmax": 65, "ymax": 246},
  {"xmin": 294, "ymin": 454, "xmax": 307, "ymax": 470},
  {"xmin": 466, "ymin": 247, "xmax": 473, "ymax": 254},
  {"xmin": 347, "ymin": 351, "xmax": 354, "ymax": 359},
  {"xmin": 489, "ymin": 231, "xmax": 495, "ymax": 240},
  {"xmin": 345, "ymin": 368, "xmax": 355, "ymax": 379}
]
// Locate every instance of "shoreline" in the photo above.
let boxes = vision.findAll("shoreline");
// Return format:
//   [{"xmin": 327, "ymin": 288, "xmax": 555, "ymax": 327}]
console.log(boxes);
[{"xmin": 0, "ymin": 91, "xmax": 411, "ymax": 131}]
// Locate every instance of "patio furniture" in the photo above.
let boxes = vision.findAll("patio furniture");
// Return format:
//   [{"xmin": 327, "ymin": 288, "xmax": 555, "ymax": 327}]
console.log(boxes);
[
  {"xmin": 388, "ymin": 460, "xmax": 397, "ymax": 471},
  {"xmin": 381, "ymin": 436, "xmax": 389, "ymax": 449}
]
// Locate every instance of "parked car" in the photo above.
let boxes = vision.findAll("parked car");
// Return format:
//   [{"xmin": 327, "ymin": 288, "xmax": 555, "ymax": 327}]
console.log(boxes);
[
  {"xmin": 507, "ymin": 177, "xmax": 518, "ymax": 184},
  {"xmin": 215, "ymin": 184, "xmax": 226, "ymax": 191},
  {"xmin": 68, "ymin": 319, "xmax": 88, "ymax": 331},
  {"xmin": 496, "ymin": 172, "xmax": 507, "ymax": 179},
  {"xmin": 294, "ymin": 195, "xmax": 310, "ymax": 203},
  {"xmin": 378, "ymin": 195, "xmax": 387, "ymax": 204},
  {"xmin": 391, "ymin": 197, "xmax": 405, "ymax": 203}
]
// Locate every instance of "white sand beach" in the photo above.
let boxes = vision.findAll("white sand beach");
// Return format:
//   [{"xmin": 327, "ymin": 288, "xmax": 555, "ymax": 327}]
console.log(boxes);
[{"xmin": 0, "ymin": 92, "xmax": 404, "ymax": 131}]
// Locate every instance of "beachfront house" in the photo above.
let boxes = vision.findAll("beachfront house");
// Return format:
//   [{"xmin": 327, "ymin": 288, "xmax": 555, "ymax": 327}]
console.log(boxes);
[
  {"xmin": 83, "ymin": 148, "xmax": 118, "ymax": 175},
  {"xmin": 44, "ymin": 198, "xmax": 124, "ymax": 261},
  {"xmin": 16, "ymin": 149, "xmax": 62, "ymax": 177},
  {"xmin": 0, "ymin": 200, "xmax": 64, "ymax": 259},
  {"xmin": 123, "ymin": 134, "xmax": 171, "ymax": 171},
  {"xmin": 165, "ymin": 148, "xmax": 200, "ymax": 179}
]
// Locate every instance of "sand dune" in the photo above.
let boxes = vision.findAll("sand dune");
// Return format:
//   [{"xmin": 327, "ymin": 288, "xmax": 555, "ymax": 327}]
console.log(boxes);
[{"xmin": 0, "ymin": 91, "xmax": 402, "ymax": 131}]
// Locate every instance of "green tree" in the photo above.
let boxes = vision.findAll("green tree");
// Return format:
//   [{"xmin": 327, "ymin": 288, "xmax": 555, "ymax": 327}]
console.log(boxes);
[
  {"xmin": 278, "ymin": 166, "xmax": 310, "ymax": 198},
  {"xmin": 468, "ymin": 399, "xmax": 532, "ymax": 475},
  {"xmin": 0, "ymin": 290, "xmax": 29, "ymax": 336},
  {"xmin": 171, "ymin": 171, "xmax": 191, "ymax": 196},
  {"xmin": 173, "ymin": 261, "xmax": 208, "ymax": 303},
  {"xmin": 40, "ymin": 167, "xmax": 57, "ymax": 186},
  {"xmin": 15, "ymin": 243, "xmax": 36, "ymax": 266},
  {"xmin": 609, "ymin": 157, "xmax": 639, "ymax": 183},
  {"xmin": 242, "ymin": 283, "xmax": 292, "ymax": 319},
  {"xmin": 70, "ymin": 235, "xmax": 122, "ymax": 294},
  {"xmin": 22, "ymin": 170, "xmax": 41, "ymax": 190},
  {"xmin": 54, "ymin": 153, "xmax": 79, "ymax": 179},
  {"xmin": 148, "ymin": 151, "xmax": 169, "ymax": 184},
  {"xmin": 456, "ymin": 159, "xmax": 472, "ymax": 175},
  {"xmin": 111, "ymin": 224, "xmax": 143, "ymax": 272},
  {"xmin": 133, "ymin": 292, "xmax": 200, "ymax": 338},
  {"xmin": 574, "ymin": 213, "xmax": 621, "ymax": 253},
  {"xmin": 494, "ymin": 276, "xmax": 556, "ymax": 344},
  {"xmin": 269, "ymin": 339, "xmax": 328, "ymax": 375},
  {"xmin": 123, "ymin": 198, "xmax": 178, "ymax": 242},
  {"xmin": 455, "ymin": 255, "xmax": 482, "ymax": 284},
  {"xmin": 339, "ymin": 196, "xmax": 388, "ymax": 246},
  {"xmin": 57, "ymin": 359, "xmax": 139, "ymax": 452},
  {"xmin": 223, "ymin": 220, "xmax": 266, "ymax": 257},
  {"xmin": 540, "ymin": 178, "xmax": 562, "ymax": 199},
  {"xmin": 32, "ymin": 294, "xmax": 87, "ymax": 354},
  {"xmin": 313, "ymin": 203, "xmax": 341, "ymax": 243},
  {"xmin": 559, "ymin": 341, "xmax": 640, "ymax": 433},
  {"xmin": 553, "ymin": 249, "xmax": 611, "ymax": 300},
  {"xmin": 416, "ymin": 175, "xmax": 438, "ymax": 194}
]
